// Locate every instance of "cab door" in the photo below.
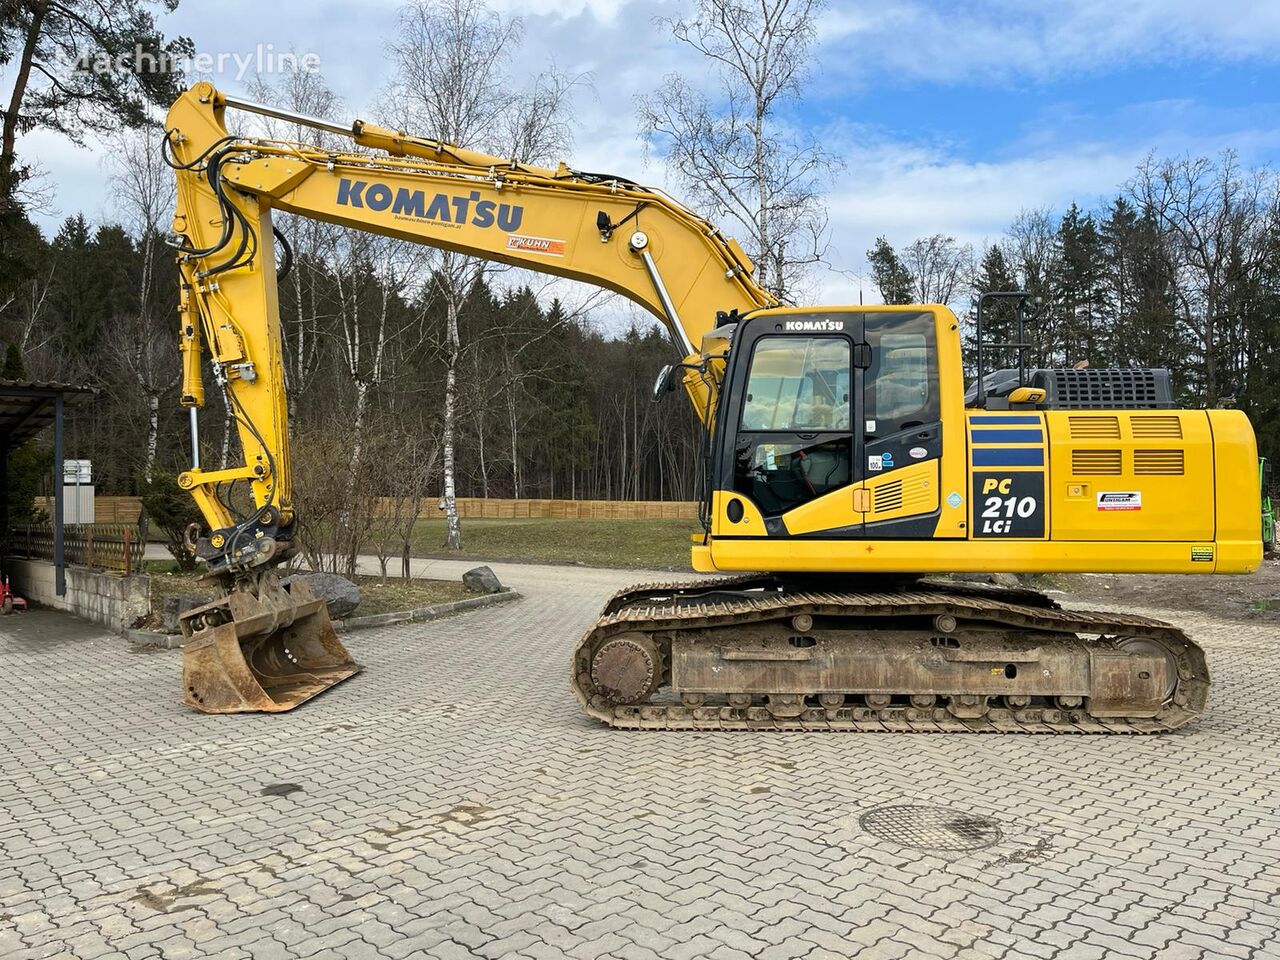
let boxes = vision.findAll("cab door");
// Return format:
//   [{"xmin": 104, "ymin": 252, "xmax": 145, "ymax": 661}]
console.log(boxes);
[
  {"xmin": 725, "ymin": 318, "xmax": 865, "ymax": 538},
  {"xmin": 858, "ymin": 310, "xmax": 943, "ymax": 535}
]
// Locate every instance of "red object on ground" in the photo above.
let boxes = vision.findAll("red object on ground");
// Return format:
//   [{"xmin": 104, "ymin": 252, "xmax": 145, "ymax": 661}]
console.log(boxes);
[{"xmin": 0, "ymin": 576, "xmax": 26, "ymax": 613}]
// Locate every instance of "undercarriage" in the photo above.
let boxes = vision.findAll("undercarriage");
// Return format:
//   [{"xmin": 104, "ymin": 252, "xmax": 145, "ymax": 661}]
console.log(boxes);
[{"xmin": 571, "ymin": 575, "xmax": 1209, "ymax": 733}]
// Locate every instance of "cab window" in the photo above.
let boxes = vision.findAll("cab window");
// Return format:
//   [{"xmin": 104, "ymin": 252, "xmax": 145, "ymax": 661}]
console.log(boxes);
[
  {"xmin": 740, "ymin": 337, "xmax": 850, "ymax": 431},
  {"xmin": 865, "ymin": 312, "xmax": 938, "ymax": 432}
]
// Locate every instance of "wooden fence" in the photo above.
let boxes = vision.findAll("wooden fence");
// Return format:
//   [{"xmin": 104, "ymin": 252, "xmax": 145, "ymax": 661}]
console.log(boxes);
[
  {"xmin": 33, "ymin": 495, "xmax": 143, "ymax": 524},
  {"xmin": 381, "ymin": 497, "xmax": 698, "ymax": 520},
  {"xmin": 34, "ymin": 494, "xmax": 698, "ymax": 523},
  {"xmin": 6, "ymin": 523, "xmax": 146, "ymax": 575}
]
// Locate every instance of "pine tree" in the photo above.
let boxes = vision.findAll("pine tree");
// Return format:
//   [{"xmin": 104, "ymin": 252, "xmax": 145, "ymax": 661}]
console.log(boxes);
[
  {"xmin": 1052, "ymin": 203, "xmax": 1107, "ymax": 366},
  {"xmin": 1099, "ymin": 196, "xmax": 1187, "ymax": 378},
  {"xmin": 967, "ymin": 244, "xmax": 1019, "ymax": 380},
  {"xmin": 3, "ymin": 341, "xmax": 25, "ymax": 379},
  {"xmin": 866, "ymin": 237, "xmax": 915, "ymax": 304}
]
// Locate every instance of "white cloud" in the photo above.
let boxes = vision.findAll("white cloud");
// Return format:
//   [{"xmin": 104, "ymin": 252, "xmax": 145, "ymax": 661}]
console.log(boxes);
[
  {"xmin": 474, "ymin": 0, "xmax": 635, "ymax": 22},
  {"xmin": 818, "ymin": 0, "xmax": 1280, "ymax": 84}
]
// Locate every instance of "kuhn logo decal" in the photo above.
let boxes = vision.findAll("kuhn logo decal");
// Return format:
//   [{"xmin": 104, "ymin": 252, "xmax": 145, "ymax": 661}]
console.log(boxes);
[
  {"xmin": 506, "ymin": 234, "xmax": 566, "ymax": 256},
  {"xmin": 336, "ymin": 179, "xmax": 523, "ymax": 230},
  {"xmin": 783, "ymin": 319, "xmax": 845, "ymax": 332}
]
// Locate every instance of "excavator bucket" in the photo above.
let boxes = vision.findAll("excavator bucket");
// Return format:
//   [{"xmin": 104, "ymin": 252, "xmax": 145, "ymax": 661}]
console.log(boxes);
[{"xmin": 179, "ymin": 574, "xmax": 359, "ymax": 713}]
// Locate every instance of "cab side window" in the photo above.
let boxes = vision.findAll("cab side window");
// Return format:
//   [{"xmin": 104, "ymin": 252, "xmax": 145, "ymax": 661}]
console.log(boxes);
[{"xmin": 865, "ymin": 312, "xmax": 939, "ymax": 433}]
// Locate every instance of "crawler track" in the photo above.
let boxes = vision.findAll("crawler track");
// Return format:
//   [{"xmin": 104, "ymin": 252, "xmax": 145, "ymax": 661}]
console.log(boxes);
[{"xmin": 570, "ymin": 576, "xmax": 1209, "ymax": 733}]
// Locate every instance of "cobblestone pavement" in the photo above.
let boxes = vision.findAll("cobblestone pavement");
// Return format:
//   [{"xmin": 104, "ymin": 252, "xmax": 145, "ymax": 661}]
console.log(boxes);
[{"xmin": 3, "ymin": 566, "xmax": 1279, "ymax": 960}]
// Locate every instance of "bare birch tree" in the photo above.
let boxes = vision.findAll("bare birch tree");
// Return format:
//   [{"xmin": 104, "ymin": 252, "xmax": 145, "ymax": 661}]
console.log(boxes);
[
  {"xmin": 104, "ymin": 124, "xmax": 179, "ymax": 479},
  {"xmin": 242, "ymin": 68, "xmax": 347, "ymax": 420},
  {"xmin": 1130, "ymin": 151, "xmax": 1279, "ymax": 403},
  {"xmin": 901, "ymin": 234, "xmax": 974, "ymax": 307},
  {"xmin": 637, "ymin": 0, "xmax": 835, "ymax": 300},
  {"xmin": 383, "ymin": 0, "xmax": 578, "ymax": 550}
]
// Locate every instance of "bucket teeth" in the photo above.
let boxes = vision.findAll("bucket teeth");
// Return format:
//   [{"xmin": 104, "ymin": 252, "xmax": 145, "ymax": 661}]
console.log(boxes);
[{"xmin": 180, "ymin": 574, "xmax": 360, "ymax": 714}]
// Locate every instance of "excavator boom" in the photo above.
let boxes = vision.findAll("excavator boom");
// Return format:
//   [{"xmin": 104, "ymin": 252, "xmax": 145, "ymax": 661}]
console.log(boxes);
[{"xmin": 166, "ymin": 82, "xmax": 772, "ymax": 712}]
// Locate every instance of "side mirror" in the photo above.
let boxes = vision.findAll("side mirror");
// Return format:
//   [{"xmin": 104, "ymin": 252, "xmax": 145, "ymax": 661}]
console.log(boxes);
[{"xmin": 651, "ymin": 364, "xmax": 680, "ymax": 403}]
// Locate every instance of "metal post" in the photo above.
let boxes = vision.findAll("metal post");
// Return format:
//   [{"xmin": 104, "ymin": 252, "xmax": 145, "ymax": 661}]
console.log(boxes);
[
  {"xmin": 975, "ymin": 297, "xmax": 986, "ymax": 409},
  {"xmin": 0, "ymin": 438, "xmax": 8, "ymax": 550},
  {"xmin": 53, "ymin": 392, "xmax": 64, "ymax": 597}
]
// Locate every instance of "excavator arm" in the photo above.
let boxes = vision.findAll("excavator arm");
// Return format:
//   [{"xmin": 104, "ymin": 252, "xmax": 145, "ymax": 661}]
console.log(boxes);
[
  {"xmin": 165, "ymin": 82, "xmax": 774, "ymax": 713},
  {"xmin": 167, "ymin": 81, "xmax": 774, "ymax": 578}
]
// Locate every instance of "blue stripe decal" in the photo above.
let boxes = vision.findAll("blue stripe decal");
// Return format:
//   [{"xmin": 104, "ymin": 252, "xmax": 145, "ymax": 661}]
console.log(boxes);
[
  {"xmin": 969, "ymin": 415, "xmax": 1041, "ymax": 425},
  {"xmin": 973, "ymin": 448, "xmax": 1045, "ymax": 467},
  {"xmin": 971, "ymin": 429, "xmax": 1043, "ymax": 444}
]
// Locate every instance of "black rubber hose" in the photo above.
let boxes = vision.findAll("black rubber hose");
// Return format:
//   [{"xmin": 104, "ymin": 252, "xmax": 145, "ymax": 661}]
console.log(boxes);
[{"xmin": 274, "ymin": 227, "xmax": 293, "ymax": 282}]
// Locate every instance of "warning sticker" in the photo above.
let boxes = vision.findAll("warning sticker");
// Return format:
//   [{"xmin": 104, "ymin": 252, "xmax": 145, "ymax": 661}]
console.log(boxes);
[
  {"xmin": 1097, "ymin": 491, "xmax": 1142, "ymax": 511},
  {"xmin": 506, "ymin": 234, "xmax": 566, "ymax": 256}
]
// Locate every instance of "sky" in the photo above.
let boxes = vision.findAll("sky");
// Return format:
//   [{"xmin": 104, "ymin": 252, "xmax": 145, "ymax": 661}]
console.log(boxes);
[{"xmin": 8, "ymin": 0, "xmax": 1280, "ymax": 318}]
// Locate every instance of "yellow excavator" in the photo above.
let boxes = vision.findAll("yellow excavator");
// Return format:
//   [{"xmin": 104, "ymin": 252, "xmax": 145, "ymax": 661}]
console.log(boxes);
[{"xmin": 165, "ymin": 82, "xmax": 1261, "ymax": 731}]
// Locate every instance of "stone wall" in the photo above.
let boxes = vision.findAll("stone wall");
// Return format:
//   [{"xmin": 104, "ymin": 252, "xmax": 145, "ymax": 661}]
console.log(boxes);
[{"xmin": 4, "ymin": 558, "xmax": 150, "ymax": 632}]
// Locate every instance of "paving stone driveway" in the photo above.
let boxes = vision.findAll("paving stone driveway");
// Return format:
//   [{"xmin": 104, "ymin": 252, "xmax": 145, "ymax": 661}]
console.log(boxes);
[{"xmin": 2, "ymin": 565, "xmax": 1279, "ymax": 960}]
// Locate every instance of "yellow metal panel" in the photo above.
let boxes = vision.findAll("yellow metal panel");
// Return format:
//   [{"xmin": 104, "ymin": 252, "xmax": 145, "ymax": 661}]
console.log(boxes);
[
  {"xmin": 710, "ymin": 490, "xmax": 767, "ymax": 538},
  {"xmin": 691, "ymin": 544, "xmax": 717, "ymax": 572},
  {"xmin": 1209, "ymin": 409, "xmax": 1262, "ymax": 558},
  {"xmin": 706, "ymin": 537, "xmax": 1255, "ymax": 575},
  {"xmin": 1046, "ymin": 411, "xmax": 1214, "ymax": 541},
  {"xmin": 863, "ymin": 460, "xmax": 938, "ymax": 523}
]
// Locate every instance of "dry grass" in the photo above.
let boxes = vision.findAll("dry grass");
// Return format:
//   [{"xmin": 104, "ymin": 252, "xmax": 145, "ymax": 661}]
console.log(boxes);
[{"xmin": 393, "ymin": 517, "xmax": 696, "ymax": 571}]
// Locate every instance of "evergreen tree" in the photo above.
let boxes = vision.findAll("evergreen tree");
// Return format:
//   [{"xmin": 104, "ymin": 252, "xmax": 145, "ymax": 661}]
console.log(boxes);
[
  {"xmin": 967, "ymin": 244, "xmax": 1020, "ymax": 380},
  {"xmin": 3, "ymin": 341, "xmax": 24, "ymax": 378},
  {"xmin": 1052, "ymin": 203, "xmax": 1107, "ymax": 366},
  {"xmin": 866, "ymin": 237, "xmax": 914, "ymax": 304},
  {"xmin": 1099, "ymin": 196, "xmax": 1188, "ymax": 379}
]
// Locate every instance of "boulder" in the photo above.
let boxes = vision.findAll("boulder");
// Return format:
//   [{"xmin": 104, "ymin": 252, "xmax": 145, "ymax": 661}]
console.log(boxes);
[
  {"xmin": 283, "ymin": 572, "xmax": 361, "ymax": 618},
  {"xmin": 990, "ymin": 573, "xmax": 1020, "ymax": 588},
  {"xmin": 462, "ymin": 565, "xmax": 503, "ymax": 595},
  {"xmin": 162, "ymin": 594, "xmax": 213, "ymax": 633}
]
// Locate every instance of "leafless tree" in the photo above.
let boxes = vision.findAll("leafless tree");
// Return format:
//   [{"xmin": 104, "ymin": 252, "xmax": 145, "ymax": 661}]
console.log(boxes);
[
  {"xmin": 637, "ymin": 0, "xmax": 835, "ymax": 300},
  {"xmin": 104, "ymin": 124, "xmax": 180, "ymax": 478},
  {"xmin": 1130, "ymin": 151, "xmax": 1279, "ymax": 403},
  {"xmin": 901, "ymin": 235, "xmax": 974, "ymax": 307},
  {"xmin": 383, "ymin": 0, "xmax": 578, "ymax": 550},
  {"xmin": 242, "ymin": 69, "xmax": 347, "ymax": 421}
]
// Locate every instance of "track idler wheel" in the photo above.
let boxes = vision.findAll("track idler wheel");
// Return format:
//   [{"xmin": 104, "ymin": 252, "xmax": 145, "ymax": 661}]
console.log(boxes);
[{"xmin": 590, "ymin": 633, "xmax": 663, "ymax": 705}]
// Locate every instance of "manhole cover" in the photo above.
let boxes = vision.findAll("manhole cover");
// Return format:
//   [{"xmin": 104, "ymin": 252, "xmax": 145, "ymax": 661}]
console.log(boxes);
[{"xmin": 858, "ymin": 804, "xmax": 1002, "ymax": 851}]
